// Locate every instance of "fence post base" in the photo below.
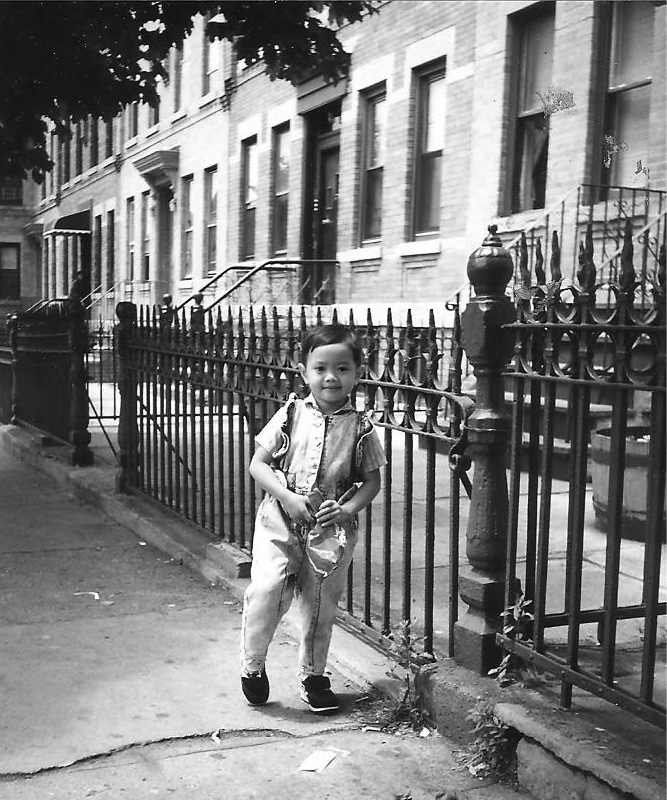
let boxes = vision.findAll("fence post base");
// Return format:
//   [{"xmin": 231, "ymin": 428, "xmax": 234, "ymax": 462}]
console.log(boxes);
[{"xmin": 454, "ymin": 569, "xmax": 520, "ymax": 674}]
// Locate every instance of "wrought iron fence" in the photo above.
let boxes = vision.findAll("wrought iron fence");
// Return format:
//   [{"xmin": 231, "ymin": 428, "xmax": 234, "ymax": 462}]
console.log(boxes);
[
  {"xmin": 501, "ymin": 220, "xmax": 666, "ymax": 727},
  {"xmin": 119, "ymin": 301, "xmax": 473, "ymax": 657}
]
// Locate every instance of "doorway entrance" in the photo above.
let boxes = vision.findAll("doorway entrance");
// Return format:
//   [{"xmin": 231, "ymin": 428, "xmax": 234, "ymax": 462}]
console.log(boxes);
[{"xmin": 302, "ymin": 102, "xmax": 340, "ymax": 304}]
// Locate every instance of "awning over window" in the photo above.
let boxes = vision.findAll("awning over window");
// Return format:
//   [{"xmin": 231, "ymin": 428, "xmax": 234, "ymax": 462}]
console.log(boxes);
[{"xmin": 45, "ymin": 210, "xmax": 91, "ymax": 236}]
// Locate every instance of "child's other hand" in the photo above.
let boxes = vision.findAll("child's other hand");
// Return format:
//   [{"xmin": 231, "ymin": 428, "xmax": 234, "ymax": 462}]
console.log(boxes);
[
  {"xmin": 315, "ymin": 499, "xmax": 351, "ymax": 527},
  {"xmin": 281, "ymin": 493, "xmax": 315, "ymax": 526}
]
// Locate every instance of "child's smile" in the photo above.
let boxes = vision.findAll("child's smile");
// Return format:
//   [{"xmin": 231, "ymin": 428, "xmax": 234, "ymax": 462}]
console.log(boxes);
[{"xmin": 298, "ymin": 343, "xmax": 360, "ymax": 414}]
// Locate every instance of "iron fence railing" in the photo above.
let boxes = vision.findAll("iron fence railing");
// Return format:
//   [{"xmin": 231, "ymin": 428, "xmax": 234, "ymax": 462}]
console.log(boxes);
[
  {"xmin": 501, "ymin": 216, "xmax": 666, "ymax": 728},
  {"xmin": 122, "ymin": 302, "xmax": 473, "ymax": 657}
]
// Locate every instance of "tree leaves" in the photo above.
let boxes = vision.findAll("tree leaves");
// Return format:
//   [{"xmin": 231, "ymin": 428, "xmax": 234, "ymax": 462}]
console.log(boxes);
[{"xmin": 0, "ymin": 1, "xmax": 377, "ymax": 180}]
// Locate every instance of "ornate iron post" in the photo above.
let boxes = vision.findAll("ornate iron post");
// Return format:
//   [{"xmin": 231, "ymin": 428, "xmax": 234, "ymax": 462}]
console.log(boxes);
[
  {"xmin": 68, "ymin": 296, "xmax": 93, "ymax": 466},
  {"xmin": 455, "ymin": 226, "xmax": 518, "ymax": 674},
  {"xmin": 116, "ymin": 302, "xmax": 138, "ymax": 492}
]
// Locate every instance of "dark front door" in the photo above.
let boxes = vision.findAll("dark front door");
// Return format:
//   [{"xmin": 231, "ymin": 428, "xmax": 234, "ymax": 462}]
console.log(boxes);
[{"xmin": 302, "ymin": 104, "xmax": 340, "ymax": 304}]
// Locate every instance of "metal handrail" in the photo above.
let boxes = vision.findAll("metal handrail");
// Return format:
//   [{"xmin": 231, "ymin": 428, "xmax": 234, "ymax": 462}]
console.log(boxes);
[
  {"xmin": 203, "ymin": 259, "xmax": 337, "ymax": 313},
  {"xmin": 174, "ymin": 267, "xmax": 239, "ymax": 311}
]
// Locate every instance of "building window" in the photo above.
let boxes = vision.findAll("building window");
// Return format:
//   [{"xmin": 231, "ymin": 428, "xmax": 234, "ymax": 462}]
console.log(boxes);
[
  {"xmin": 202, "ymin": 26, "xmax": 219, "ymax": 95},
  {"xmin": 149, "ymin": 98, "xmax": 160, "ymax": 128},
  {"xmin": 106, "ymin": 210, "xmax": 115, "ymax": 286},
  {"xmin": 173, "ymin": 46, "xmax": 183, "ymax": 111},
  {"xmin": 602, "ymin": 2, "xmax": 654, "ymax": 187},
  {"xmin": 105, "ymin": 119, "xmax": 114, "ymax": 159},
  {"xmin": 361, "ymin": 87, "xmax": 386, "ymax": 241},
  {"xmin": 510, "ymin": 6, "xmax": 554, "ymax": 213},
  {"xmin": 0, "ymin": 244, "xmax": 20, "ymax": 299},
  {"xmin": 141, "ymin": 191, "xmax": 150, "ymax": 281},
  {"xmin": 62, "ymin": 132, "xmax": 71, "ymax": 184},
  {"xmin": 93, "ymin": 214, "xmax": 102, "ymax": 291},
  {"xmin": 0, "ymin": 175, "xmax": 22, "ymax": 205},
  {"xmin": 241, "ymin": 137, "xmax": 258, "ymax": 260},
  {"xmin": 272, "ymin": 126, "xmax": 290, "ymax": 254},
  {"xmin": 181, "ymin": 175, "xmax": 194, "ymax": 279},
  {"xmin": 128, "ymin": 103, "xmax": 139, "ymax": 140},
  {"xmin": 414, "ymin": 62, "xmax": 446, "ymax": 236},
  {"xmin": 75, "ymin": 121, "xmax": 84, "ymax": 175},
  {"xmin": 89, "ymin": 118, "xmax": 99, "ymax": 166},
  {"xmin": 126, "ymin": 197, "xmax": 135, "ymax": 281},
  {"xmin": 204, "ymin": 167, "xmax": 218, "ymax": 274}
]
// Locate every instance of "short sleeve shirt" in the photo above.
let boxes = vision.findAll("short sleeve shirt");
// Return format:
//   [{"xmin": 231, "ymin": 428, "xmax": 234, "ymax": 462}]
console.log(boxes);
[{"xmin": 255, "ymin": 394, "xmax": 386, "ymax": 501}]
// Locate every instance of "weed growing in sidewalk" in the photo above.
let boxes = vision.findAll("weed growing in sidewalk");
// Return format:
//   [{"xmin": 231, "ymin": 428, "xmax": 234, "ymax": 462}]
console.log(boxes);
[
  {"xmin": 489, "ymin": 593, "xmax": 542, "ymax": 687},
  {"xmin": 463, "ymin": 698, "xmax": 521, "ymax": 780},
  {"xmin": 382, "ymin": 619, "xmax": 437, "ymax": 735}
]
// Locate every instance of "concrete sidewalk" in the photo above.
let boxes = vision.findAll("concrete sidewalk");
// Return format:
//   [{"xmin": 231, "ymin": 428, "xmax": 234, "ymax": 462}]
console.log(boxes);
[
  {"xmin": 0, "ymin": 421, "xmax": 664, "ymax": 800},
  {"xmin": 0, "ymin": 427, "xmax": 529, "ymax": 800}
]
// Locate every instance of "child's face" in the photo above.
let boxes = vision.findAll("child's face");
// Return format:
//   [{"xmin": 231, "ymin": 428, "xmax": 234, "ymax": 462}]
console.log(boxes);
[{"xmin": 298, "ymin": 343, "xmax": 360, "ymax": 415}]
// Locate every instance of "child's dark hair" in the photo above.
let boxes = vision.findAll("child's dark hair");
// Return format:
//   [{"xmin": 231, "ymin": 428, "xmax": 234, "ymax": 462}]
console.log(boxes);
[{"xmin": 301, "ymin": 323, "xmax": 363, "ymax": 367}]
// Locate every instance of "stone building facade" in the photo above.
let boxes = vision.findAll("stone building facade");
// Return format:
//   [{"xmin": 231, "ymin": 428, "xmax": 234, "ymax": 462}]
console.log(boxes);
[{"xmin": 2, "ymin": 0, "xmax": 665, "ymax": 319}]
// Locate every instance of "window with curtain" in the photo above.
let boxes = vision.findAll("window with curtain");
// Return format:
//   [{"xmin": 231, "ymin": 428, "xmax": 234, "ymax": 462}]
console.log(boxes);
[
  {"xmin": 204, "ymin": 167, "xmax": 218, "ymax": 273},
  {"xmin": 603, "ymin": 2, "xmax": 654, "ymax": 187},
  {"xmin": 414, "ymin": 62, "xmax": 445, "ymax": 236},
  {"xmin": 272, "ymin": 126, "xmax": 290, "ymax": 254},
  {"xmin": 0, "ymin": 244, "xmax": 20, "ymax": 298},
  {"xmin": 241, "ymin": 138, "xmax": 258, "ymax": 260},
  {"xmin": 510, "ymin": 7, "xmax": 554, "ymax": 213},
  {"xmin": 141, "ymin": 191, "xmax": 150, "ymax": 281},
  {"xmin": 361, "ymin": 86, "xmax": 386, "ymax": 241},
  {"xmin": 181, "ymin": 176, "xmax": 194, "ymax": 279},
  {"xmin": 126, "ymin": 198, "xmax": 135, "ymax": 281},
  {"xmin": 93, "ymin": 215, "xmax": 102, "ymax": 290},
  {"xmin": 106, "ymin": 210, "xmax": 115, "ymax": 286}
]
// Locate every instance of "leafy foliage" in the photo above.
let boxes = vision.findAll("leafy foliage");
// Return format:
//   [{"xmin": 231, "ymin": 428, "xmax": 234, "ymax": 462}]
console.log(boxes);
[
  {"xmin": 488, "ymin": 593, "xmax": 541, "ymax": 687},
  {"xmin": 464, "ymin": 699, "xmax": 521, "ymax": 780},
  {"xmin": 0, "ymin": 1, "xmax": 377, "ymax": 180}
]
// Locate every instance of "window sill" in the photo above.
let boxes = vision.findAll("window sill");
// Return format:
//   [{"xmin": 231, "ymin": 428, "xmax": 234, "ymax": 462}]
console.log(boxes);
[
  {"xmin": 339, "ymin": 245, "xmax": 382, "ymax": 262},
  {"xmin": 146, "ymin": 124, "xmax": 160, "ymax": 138},
  {"xmin": 198, "ymin": 93, "xmax": 218, "ymax": 109},
  {"xmin": 397, "ymin": 238, "xmax": 441, "ymax": 258},
  {"xmin": 125, "ymin": 136, "xmax": 139, "ymax": 149},
  {"xmin": 170, "ymin": 110, "xmax": 187, "ymax": 124}
]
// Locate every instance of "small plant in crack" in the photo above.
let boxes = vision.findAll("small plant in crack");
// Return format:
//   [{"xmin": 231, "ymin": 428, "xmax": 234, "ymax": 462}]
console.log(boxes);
[
  {"xmin": 463, "ymin": 698, "xmax": 521, "ymax": 780},
  {"xmin": 488, "ymin": 592, "xmax": 541, "ymax": 687},
  {"xmin": 383, "ymin": 619, "xmax": 437, "ymax": 734}
]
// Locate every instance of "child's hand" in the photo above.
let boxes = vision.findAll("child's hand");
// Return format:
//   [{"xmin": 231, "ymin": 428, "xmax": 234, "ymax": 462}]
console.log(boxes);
[
  {"xmin": 315, "ymin": 499, "xmax": 351, "ymax": 528},
  {"xmin": 280, "ymin": 492, "xmax": 315, "ymax": 527}
]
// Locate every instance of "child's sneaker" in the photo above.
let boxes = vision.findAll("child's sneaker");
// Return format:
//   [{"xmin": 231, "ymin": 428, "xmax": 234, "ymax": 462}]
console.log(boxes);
[
  {"xmin": 300, "ymin": 675, "xmax": 339, "ymax": 713},
  {"xmin": 241, "ymin": 670, "xmax": 269, "ymax": 705}
]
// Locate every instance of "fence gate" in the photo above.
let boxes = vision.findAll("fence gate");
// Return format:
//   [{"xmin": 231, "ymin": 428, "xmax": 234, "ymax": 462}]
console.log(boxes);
[{"xmin": 500, "ymin": 223, "xmax": 666, "ymax": 727}]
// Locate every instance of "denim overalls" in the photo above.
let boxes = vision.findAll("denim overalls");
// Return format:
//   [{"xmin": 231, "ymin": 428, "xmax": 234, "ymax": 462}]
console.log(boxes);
[{"xmin": 241, "ymin": 394, "xmax": 386, "ymax": 677}]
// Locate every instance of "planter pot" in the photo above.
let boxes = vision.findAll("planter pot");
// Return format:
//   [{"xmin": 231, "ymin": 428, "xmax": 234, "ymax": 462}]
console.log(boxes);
[{"xmin": 591, "ymin": 426, "xmax": 665, "ymax": 542}]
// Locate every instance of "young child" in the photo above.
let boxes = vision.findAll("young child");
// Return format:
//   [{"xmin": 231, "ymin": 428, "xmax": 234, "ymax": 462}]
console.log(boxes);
[{"xmin": 240, "ymin": 323, "xmax": 386, "ymax": 713}]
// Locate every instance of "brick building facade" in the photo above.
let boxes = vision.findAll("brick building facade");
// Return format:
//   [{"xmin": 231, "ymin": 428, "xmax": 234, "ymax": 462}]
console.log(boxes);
[{"xmin": 2, "ymin": 1, "xmax": 665, "ymax": 318}]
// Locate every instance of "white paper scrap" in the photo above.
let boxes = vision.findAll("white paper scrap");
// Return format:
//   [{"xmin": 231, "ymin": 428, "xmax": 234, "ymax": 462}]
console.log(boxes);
[
  {"xmin": 298, "ymin": 750, "xmax": 338, "ymax": 773},
  {"xmin": 74, "ymin": 591, "xmax": 100, "ymax": 600}
]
